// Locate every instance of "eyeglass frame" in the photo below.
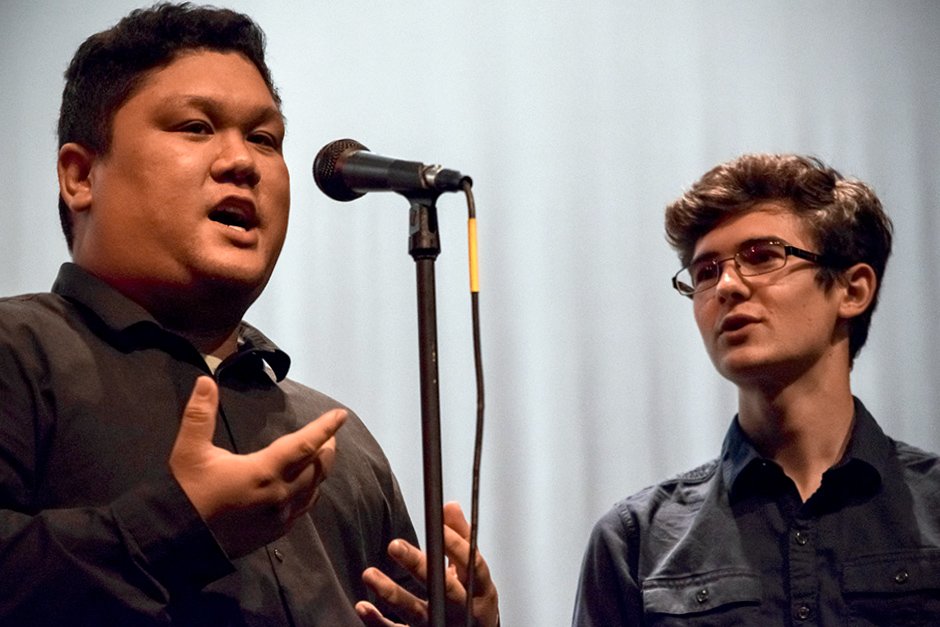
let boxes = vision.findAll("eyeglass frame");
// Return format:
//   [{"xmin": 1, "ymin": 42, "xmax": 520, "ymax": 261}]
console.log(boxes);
[{"xmin": 671, "ymin": 239, "xmax": 826, "ymax": 298}]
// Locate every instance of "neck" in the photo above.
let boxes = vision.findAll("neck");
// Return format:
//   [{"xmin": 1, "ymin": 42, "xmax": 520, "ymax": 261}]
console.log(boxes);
[
  {"xmin": 174, "ymin": 324, "xmax": 241, "ymax": 360},
  {"xmin": 153, "ymin": 298, "xmax": 246, "ymax": 359},
  {"xmin": 736, "ymin": 355, "xmax": 855, "ymax": 501},
  {"xmin": 117, "ymin": 277, "xmax": 250, "ymax": 359},
  {"xmin": 74, "ymin": 262, "xmax": 257, "ymax": 360}
]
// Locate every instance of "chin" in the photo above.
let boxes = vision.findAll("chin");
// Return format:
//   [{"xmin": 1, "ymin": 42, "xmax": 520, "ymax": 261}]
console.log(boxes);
[
  {"xmin": 215, "ymin": 269, "xmax": 270, "ymax": 290},
  {"xmin": 713, "ymin": 349, "xmax": 772, "ymax": 382},
  {"xmin": 718, "ymin": 355, "xmax": 806, "ymax": 391},
  {"xmin": 192, "ymin": 264, "xmax": 272, "ymax": 298},
  {"xmin": 200, "ymin": 251, "xmax": 277, "ymax": 282}
]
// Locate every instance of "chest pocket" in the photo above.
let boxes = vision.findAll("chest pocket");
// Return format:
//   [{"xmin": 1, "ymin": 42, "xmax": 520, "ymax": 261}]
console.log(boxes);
[
  {"xmin": 642, "ymin": 570, "xmax": 762, "ymax": 626},
  {"xmin": 843, "ymin": 548, "xmax": 940, "ymax": 626}
]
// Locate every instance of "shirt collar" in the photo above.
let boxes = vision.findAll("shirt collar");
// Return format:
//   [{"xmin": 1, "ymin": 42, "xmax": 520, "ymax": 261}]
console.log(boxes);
[
  {"xmin": 721, "ymin": 397, "xmax": 886, "ymax": 501},
  {"xmin": 53, "ymin": 262, "xmax": 160, "ymax": 331},
  {"xmin": 234, "ymin": 321, "xmax": 291, "ymax": 381},
  {"xmin": 52, "ymin": 262, "xmax": 291, "ymax": 381}
]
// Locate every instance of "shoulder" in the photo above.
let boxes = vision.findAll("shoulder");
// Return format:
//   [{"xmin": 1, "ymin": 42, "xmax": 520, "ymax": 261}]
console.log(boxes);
[
  {"xmin": 578, "ymin": 459, "xmax": 725, "ymax": 607},
  {"xmin": 892, "ymin": 438, "xmax": 940, "ymax": 492},
  {"xmin": 0, "ymin": 291, "xmax": 70, "ymax": 330},
  {"xmin": 592, "ymin": 458, "xmax": 722, "ymax": 541},
  {"xmin": 0, "ymin": 291, "xmax": 85, "ymax": 361},
  {"xmin": 621, "ymin": 458, "xmax": 721, "ymax": 518},
  {"xmin": 893, "ymin": 439, "xmax": 940, "ymax": 469}
]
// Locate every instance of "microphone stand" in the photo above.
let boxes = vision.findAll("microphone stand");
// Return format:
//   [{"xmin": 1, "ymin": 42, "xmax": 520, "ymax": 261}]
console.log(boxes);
[{"xmin": 406, "ymin": 192, "xmax": 446, "ymax": 627}]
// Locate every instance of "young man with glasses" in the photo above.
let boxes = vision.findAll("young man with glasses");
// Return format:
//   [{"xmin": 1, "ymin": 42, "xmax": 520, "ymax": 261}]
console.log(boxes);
[{"xmin": 572, "ymin": 153, "xmax": 940, "ymax": 625}]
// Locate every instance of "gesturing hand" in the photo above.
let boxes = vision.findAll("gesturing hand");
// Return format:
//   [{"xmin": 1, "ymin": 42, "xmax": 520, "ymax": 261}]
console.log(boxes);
[
  {"xmin": 356, "ymin": 502, "xmax": 499, "ymax": 627},
  {"xmin": 169, "ymin": 376, "xmax": 346, "ymax": 558}
]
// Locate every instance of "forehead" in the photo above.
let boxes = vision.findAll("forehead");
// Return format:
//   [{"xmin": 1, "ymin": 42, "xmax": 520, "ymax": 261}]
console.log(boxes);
[
  {"xmin": 121, "ymin": 49, "xmax": 281, "ymax": 119},
  {"xmin": 693, "ymin": 201, "xmax": 814, "ymax": 259}
]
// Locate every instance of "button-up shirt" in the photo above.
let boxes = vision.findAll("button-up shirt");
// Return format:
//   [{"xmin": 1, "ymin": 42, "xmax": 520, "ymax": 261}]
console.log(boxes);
[
  {"xmin": 573, "ymin": 400, "xmax": 940, "ymax": 625},
  {"xmin": 0, "ymin": 263, "xmax": 420, "ymax": 626}
]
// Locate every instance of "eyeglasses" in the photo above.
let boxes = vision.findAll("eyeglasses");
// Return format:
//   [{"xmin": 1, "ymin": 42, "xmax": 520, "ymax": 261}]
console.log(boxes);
[{"xmin": 672, "ymin": 240, "xmax": 824, "ymax": 298}]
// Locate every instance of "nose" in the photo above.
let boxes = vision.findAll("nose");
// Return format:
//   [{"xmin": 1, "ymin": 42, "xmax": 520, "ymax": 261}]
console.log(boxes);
[
  {"xmin": 713, "ymin": 258, "xmax": 750, "ymax": 300},
  {"xmin": 212, "ymin": 132, "xmax": 260, "ymax": 187}
]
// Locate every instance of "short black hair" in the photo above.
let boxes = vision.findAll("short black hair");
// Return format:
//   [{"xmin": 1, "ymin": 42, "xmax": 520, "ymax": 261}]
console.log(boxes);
[{"xmin": 57, "ymin": 2, "xmax": 280, "ymax": 249}]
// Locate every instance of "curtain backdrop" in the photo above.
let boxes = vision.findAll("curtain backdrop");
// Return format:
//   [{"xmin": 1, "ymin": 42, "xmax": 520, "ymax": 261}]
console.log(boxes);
[{"xmin": 2, "ymin": 2, "xmax": 938, "ymax": 624}]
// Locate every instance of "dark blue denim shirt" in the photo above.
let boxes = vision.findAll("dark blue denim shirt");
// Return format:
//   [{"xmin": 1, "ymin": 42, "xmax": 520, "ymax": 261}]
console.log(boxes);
[{"xmin": 573, "ymin": 399, "xmax": 940, "ymax": 626}]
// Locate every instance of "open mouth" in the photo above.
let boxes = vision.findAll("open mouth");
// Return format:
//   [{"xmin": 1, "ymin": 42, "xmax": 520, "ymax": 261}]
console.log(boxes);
[
  {"xmin": 209, "ymin": 204, "xmax": 256, "ymax": 232},
  {"xmin": 720, "ymin": 315, "xmax": 757, "ymax": 334}
]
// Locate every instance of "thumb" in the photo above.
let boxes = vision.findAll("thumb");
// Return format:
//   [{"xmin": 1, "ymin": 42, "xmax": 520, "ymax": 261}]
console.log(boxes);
[{"xmin": 173, "ymin": 376, "xmax": 219, "ymax": 458}]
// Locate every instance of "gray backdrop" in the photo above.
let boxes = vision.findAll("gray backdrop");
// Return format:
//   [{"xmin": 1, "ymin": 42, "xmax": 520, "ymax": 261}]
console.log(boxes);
[{"xmin": 2, "ymin": 1, "xmax": 938, "ymax": 624}]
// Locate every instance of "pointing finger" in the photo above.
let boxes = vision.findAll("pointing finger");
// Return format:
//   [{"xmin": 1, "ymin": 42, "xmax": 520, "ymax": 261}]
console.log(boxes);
[{"xmin": 269, "ymin": 409, "xmax": 347, "ymax": 479}]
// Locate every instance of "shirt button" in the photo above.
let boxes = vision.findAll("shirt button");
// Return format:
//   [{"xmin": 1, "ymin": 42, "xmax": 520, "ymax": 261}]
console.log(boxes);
[
  {"xmin": 694, "ymin": 588, "xmax": 709, "ymax": 604},
  {"xmin": 273, "ymin": 547, "xmax": 285, "ymax": 562},
  {"xmin": 796, "ymin": 604, "xmax": 812, "ymax": 621},
  {"xmin": 794, "ymin": 530, "xmax": 808, "ymax": 545},
  {"xmin": 894, "ymin": 569, "xmax": 910, "ymax": 584}
]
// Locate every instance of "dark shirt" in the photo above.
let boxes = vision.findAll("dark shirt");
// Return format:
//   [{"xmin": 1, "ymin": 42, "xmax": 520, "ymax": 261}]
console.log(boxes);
[
  {"xmin": 0, "ymin": 263, "xmax": 420, "ymax": 626},
  {"xmin": 573, "ymin": 400, "xmax": 940, "ymax": 626}
]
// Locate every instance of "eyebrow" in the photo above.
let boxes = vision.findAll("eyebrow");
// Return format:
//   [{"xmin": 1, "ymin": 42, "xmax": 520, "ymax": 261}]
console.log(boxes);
[
  {"xmin": 690, "ymin": 237, "xmax": 788, "ymax": 266},
  {"xmin": 160, "ymin": 94, "xmax": 285, "ymax": 129}
]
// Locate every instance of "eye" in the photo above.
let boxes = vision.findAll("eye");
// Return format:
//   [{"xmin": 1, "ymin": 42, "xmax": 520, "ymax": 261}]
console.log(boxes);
[
  {"xmin": 178, "ymin": 120, "xmax": 213, "ymax": 135},
  {"xmin": 691, "ymin": 260, "xmax": 718, "ymax": 286},
  {"xmin": 248, "ymin": 131, "xmax": 281, "ymax": 150},
  {"xmin": 739, "ymin": 242, "xmax": 784, "ymax": 270}
]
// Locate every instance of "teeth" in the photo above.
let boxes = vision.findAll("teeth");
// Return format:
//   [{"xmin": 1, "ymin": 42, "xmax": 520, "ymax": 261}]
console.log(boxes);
[{"xmin": 211, "ymin": 206, "xmax": 251, "ymax": 231}]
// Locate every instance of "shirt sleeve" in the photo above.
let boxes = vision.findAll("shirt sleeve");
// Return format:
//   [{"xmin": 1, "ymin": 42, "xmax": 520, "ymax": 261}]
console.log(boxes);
[
  {"xmin": 0, "ymin": 482, "xmax": 233, "ymax": 624},
  {"xmin": 0, "ymin": 319, "xmax": 233, "ymax": 624},
  {"xmin": 572, "ymin": 504, "xmax": 644, "ymax": 626}
]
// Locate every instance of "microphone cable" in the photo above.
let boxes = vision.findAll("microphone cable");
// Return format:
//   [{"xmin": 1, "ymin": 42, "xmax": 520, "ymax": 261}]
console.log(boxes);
[
  {"xmin": 462, "ymin": 179, "xmax": 486, "ymax": 627},
  {"xmin": 313, "ymin": 139, "xmax": 486, "ymax": 624}
]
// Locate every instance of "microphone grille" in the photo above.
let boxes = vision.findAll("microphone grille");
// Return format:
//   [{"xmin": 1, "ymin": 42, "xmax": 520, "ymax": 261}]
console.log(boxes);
[{"xmin": 313, "ymin": 138, "xmax": 368, "ymax": 201}]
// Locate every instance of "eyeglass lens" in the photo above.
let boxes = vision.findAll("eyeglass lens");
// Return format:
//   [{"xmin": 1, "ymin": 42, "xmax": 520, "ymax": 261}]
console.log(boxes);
[{"xmin": 684, "ymin": 242, "xmax": 788, "ymax": 292}]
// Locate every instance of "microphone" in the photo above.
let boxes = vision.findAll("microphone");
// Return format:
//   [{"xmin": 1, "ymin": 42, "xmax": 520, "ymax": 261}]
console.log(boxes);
[{"xmin": 313, "ymin": 138, "xmax": 471, "ymax": 202}]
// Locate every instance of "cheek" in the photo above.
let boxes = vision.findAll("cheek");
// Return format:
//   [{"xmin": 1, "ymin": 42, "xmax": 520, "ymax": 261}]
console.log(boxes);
[
  {"xmin": 271, "ymin": 178, "xmax": 291, "ymax": 214},
  {"xmin": 271, "ymin": 161, "xmax": 290, "ymax": 197},
  {"xmin": 692, "ymin": 300, "xmax": 713, "ymax": 337},
  {"xmin": 264, "ymin": 163, "xmax": 291, "ymax": 223},
  {"xmin": 158, "ymin": 149, "xmax": 208, "ymax": 188},
  {"xmin": 106, "ymin": 148, "xmax": 197, "ymax": 214},
  {"xmin": 796, "ymin": 304, "xmax": 831, "ymax": 339}
]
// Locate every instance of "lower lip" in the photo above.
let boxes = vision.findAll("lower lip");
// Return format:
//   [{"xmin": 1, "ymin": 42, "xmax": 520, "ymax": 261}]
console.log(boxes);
[
  {"xmin": 213, "ymin": 221, "xmax": 259, "ymax": 246},
  {"xmin": 720, "ymin": 322, "xmax": 756, "ymax": 340}
]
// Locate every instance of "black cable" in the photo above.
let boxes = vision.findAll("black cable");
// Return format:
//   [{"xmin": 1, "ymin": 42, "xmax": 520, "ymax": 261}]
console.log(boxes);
[{"xmin": 462, "ymin": 180, "xmax": 485, "ymax": 627}]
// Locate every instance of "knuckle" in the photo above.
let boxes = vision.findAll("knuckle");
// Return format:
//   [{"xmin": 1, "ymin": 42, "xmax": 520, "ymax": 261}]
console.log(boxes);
[
  {"xmin": 268, "ymin": 482, "xmax": 289, "ymax": 504},
  {"xmin": 296, "ymin": 440, "xmax": 317, "ymax": 460},
  {"xmin": 254, "ymin": 467, "xmax": 278, "ymax": 491}
]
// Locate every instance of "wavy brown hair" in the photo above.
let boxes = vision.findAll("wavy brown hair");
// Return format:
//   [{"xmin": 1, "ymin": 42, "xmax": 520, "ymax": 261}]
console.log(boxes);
[{"xmin": 665, "ymin": 154, "xmax": 893, "ymax": 364}]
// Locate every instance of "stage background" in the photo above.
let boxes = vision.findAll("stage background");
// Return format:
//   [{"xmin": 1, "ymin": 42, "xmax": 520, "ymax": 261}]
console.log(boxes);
[{"xmin": 2, "ymin": 2, "xmax": 938, "ymax": 624}]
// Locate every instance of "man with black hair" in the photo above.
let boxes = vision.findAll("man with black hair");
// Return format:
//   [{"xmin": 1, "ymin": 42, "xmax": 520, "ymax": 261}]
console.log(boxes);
[
  {"xmin": 0, "ymin": 4, "xmax": 498, "ymax": 625},
  {"xmin": 573, "ymin": 154, "xmax": 940, "ymax": 625}
]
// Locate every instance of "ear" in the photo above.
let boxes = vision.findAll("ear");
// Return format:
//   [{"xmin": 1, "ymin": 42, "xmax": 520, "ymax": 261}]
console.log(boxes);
[
  {"xmin": 57, "ymin": 142, "xmax": 96, "ymax": 214},
  {"xmin": 837, "ymin": 262, "xmax": 877, "ymax": 320}
]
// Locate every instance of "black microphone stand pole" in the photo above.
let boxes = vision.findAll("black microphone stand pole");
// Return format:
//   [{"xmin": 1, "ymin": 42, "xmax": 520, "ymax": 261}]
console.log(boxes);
[{"xmin": 407, "ymin": 193, "xmax": 446, "ymax": 627}]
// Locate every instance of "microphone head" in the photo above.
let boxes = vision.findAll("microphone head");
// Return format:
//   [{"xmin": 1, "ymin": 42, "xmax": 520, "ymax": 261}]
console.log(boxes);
[{"xmin": 313, "ymin": 138, "xmax": 369, "ymax": 202}]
